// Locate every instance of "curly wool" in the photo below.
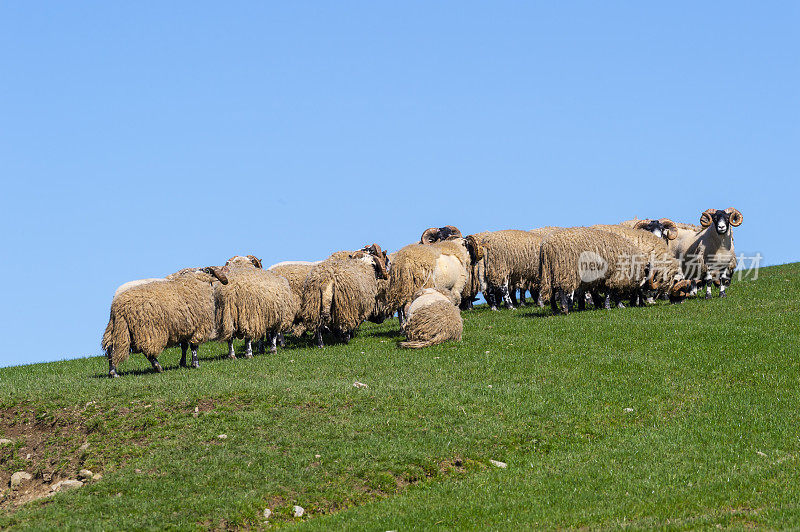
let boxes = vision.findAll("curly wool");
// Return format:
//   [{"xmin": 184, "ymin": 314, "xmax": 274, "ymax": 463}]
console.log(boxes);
[
  {"xmin": 215, "ymin": 266, "xmax": 299, "ymax": 342},
  {"xmin": 399, "ymin": 290, "xmax": 462, "ymax": 349},
  {"xmin": 387, "ymin": 240, "xmax": 471, "ymax": 310},
  {"xmin": 538, "ymin": 227, "xmax": 651, "ymax": 302},
  {"xmin": 474, "ymin": 229, "xmax": 548, "ymax": 294},
  {"xmin": 102, "ymin": 270, "xmax": 220, "ymax": 367},
  {"xmin": 268, "ymin": 263, "xmax": 316, "ymax": 299},
  {"xmin": 298, "ymin": 259, "xmax": 383, "ymax": 334}
]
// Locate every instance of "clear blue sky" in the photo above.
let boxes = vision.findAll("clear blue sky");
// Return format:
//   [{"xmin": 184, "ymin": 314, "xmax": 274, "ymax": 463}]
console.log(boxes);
[{"xmin": 1, "ymin": 2, "xmax": 797, "ymax": 367}]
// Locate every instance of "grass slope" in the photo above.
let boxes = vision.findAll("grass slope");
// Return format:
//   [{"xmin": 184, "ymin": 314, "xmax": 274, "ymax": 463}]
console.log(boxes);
[{"xmin": 1, "ymin": 263, "xmax": 798, "ymax": 530}]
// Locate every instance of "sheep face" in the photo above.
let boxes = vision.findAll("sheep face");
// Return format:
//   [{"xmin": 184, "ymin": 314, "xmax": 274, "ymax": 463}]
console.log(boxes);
[
  {"xmin": 634, "ymin": 219, "xmax": 678, "ymax": 241},
  {"xmin": 352, "ymin": 244, "xmax": 390, "ymax": 280},
  {"xmin": 700, "ymin": 208, "xmax": 743, "ymax": 235}
]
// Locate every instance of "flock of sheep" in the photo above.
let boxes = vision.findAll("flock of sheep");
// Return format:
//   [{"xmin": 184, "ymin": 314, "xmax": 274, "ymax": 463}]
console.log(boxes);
[{"xmin": 102, "ymin": 207, "xmax": 743, "ymax": 377}]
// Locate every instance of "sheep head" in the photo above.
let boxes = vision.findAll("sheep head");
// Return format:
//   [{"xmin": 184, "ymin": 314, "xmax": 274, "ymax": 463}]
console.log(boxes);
[
  {"xmin": 464, "ymin": 235, "xmax": 485, "ymax": 263},
  {"xmin": 202, "ymin": 266, "xmax": 229, "ymax": 285},
  {"xmin": 246, "ymin": 255, "xmax": 263, "ymax": 269},
  {"xmin": 659, "ymin": 218, "xmax": 678, "ymax": 240},
  {"xmin": 701, "ymin": 208, "xmax": 741, "ymax": 234},
  {"xmin": 668, "ymin": 279, "xmax": 692, "ymax": 302},
  {"xmin": 420, "ymin": 225, "xmax": 463, "ymax": 244},
  {"xmin": 354, "ymin": 244, "xmax": 389, "ymax": 280},
  {"xmin": 633, "ymin": 219, "xmax": 678, "ymax": 241}
]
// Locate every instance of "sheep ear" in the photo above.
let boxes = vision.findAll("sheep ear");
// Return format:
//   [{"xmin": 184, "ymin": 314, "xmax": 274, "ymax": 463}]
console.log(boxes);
[
  {"xmin": 700, "ymin": 209, "xmax": 716, "ymax": 227},
  {"xmin": 726, "ymin": 208, "xmax": 743, "ymax": 227},
  {"xmin": 247, "ymin": 255, "xmax": 263, "ymax": 269},
  {"xmin": 420, "ymin": 227, "xmax": 439, "ymax": 244}
]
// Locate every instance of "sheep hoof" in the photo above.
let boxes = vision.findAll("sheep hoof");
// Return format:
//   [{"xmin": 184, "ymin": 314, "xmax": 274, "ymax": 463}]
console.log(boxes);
[
  {"xmin": 191, "ymin": 361, "xmax": 200, "ymax": 369},
  {"xmin": 244, "ymin": 353, "xmax": 253, "ymax": 359},
  {"xmin": 152, "ymin": 361, "xmax": 164, "ymax": 373},
  {"xmin": 269, "ymin": 346, "xmax": 277, "ymax": 354},
  {"xmin": 179, "ymin": 360, "xmax": 188, "ymax": 368},
  {"xmin": 705, "ymin": 292, "xmax": 712, "ymax": 300},
  {"xmin": 719, "ymin": 292, "xmax": 727, "ymax": 298},
  {"xmin": 108, "ymin": 370, "xmax": 118, "ymax": 379},
  {"xmin": 227, "ymin": 354, "xmax": 236, "ymax": 360}
]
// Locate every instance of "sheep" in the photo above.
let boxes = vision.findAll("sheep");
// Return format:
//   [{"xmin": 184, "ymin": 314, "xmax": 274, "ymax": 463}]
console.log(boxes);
[
  {"xmin": 619, "ymin": 218, "xmax": 679, "ymax": 243},
  {"xmin": 538, "ymin": 227, "xmax": 690, "ymax": 314},
  {"xmin": 669, "ymin": 208, "xmax": 743, "ymax": 298},
  {"xmin": 101, "ymin": 266, "xmax": 229, "ymax": 377},
  {"xmin": 298, "ymin": 244, "xmax": 390, "ymax": 347},
  {"xmin": 591, "ymin": 224, "xmax": 689, "ymax": 306},
  {"xmin": 399, "ymin": 288, "xmax": 463, "ymax": 348},
  {"xmin": 215, "ymin": 255, "xmax": 299, "ymax": 358},
  {"xmin": 387, "ymin": 236, "xmax": 483, "ymax": 324},
  {"xmin": 467, "ymin": 229, "xmax": 555, "ymax": 310}
]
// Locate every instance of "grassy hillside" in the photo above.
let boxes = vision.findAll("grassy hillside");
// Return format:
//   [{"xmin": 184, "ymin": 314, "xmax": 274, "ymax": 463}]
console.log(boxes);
[{"xmin": 1, "ymin": 263, "xmax": 799, "ymax": 530}]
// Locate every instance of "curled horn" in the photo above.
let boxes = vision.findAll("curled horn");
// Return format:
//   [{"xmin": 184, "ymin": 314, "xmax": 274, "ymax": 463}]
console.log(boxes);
[
  {"xmin": 659, "ymin": 218, "xmax": 678, "ymax": 240},
  {"xmin": 725, "ymin": 208, "xmax": 743, "ymax": 227},
  {"xmin": 247, "ymin": 255, "xmax": 263, "ymax": 269},
  {"xmin": 203, "ymin": 266, "xmax": 229, "ymax": 285},
  {"xmin": 669, "ymin": 279, "xmax": 691, "ymax": 298},
  {"xmin": 371, "ymin": 253, "xmax": 388, "ymax": 280},
  {"xmin": 442, "ymin": 225, "xmax": 463, "ymax": 239},
  {"xmin": 420, "ymin": 227, "xmax": 439, "ymax": 244},
  {"xmin": 465, "ymin": 235, "xmax": 485, "ymax": 261},
  {"xmin": 634, "ymin": 220, "xmax": 650, "ymax": 230},
  {"xmin": 700, "ymin": 208, "xmax": 716, "ymax": 228}
]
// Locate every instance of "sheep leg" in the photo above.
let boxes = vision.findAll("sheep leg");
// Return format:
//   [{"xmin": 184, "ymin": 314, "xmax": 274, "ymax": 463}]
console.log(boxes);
[
  {"xmin": 227, "ymin": 339, "xmax": 236, "ymax": 359},
  {"xmin": 501, "ymin": 284, "xmax": 515, "ymax": 309},
  {"xmin": 150, "ymin": 357, "xmax": 164, "ymax": 373},
  {"xmin": 108, "ymin": 358, "xmax": 118, "ymax": 378},
  {"xmin": 518, "ymin": 289, "xmax": 527, "ymax": 306},
  {"xmin": 180, "ymin": 341, "xmax": 189, "ymax": 367},
  {"xmin": 559, "ymin": 290, "xmax": 570, "ymax": 315},
  {"xmin": 315, "ymin": 328, "xmax": 324, "ymax": 348},
  {"xmin": 278, "ymin": 332, "xmax": 285, "ymax": 347},
  {"xmin": 485, "ymin": 289, "xmax": 498, "ymax": 311},
  {"xmin": 255, "ymin": 337, "xmax": 266, "ymax": 354},
  {"xmin": 508, "ymin": 286, "xmax": 518, "ymax": 307},
  {"xmin": 244, "ymin": 337, "xmax": 254, "ymax": 358},
  {"xmin": 704, "ymin": 273, "xmax": 714, "ymax": 299},
  {"xmin": 630, "ymin": 293, "xmax": 640, "ymax": 307},
  {"xmin": 190, "ymin": 344, "xmax": 200, "ymax": 368},
  {"xmin": 719, "ymin": 273, "xmax": 729, "ymax": 298},
  {"xmin": 268, "ymin": 333, "xmax": 278, "ymax": 354},
  {"xmin": 550, "ymin": 293, "xmax": 559, "ymax": 313},
  {"xmin": 604, "ymin": 293, "xmax": 612, "ymax": 310},
  {"xmin": 397, "ymin": 309, "xmax": 405, "ymax": 328},
  {"xmin": 576, "ymin": 289, "xmax": 586, "ymax": 311},
  {"xmin": 535, "ymin": 291, "xmax": 545, "ymax": 308}
]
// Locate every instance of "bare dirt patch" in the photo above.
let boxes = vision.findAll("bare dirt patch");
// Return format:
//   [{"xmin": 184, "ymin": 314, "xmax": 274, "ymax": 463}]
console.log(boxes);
[{"xmin": 0, "ymin": 404, "xmax": 91, "ymax": 511}]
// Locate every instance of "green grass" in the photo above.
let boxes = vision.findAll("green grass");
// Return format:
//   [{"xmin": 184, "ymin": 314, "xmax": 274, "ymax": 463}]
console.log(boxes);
[{"xmin": 1, "ymin": 263, "xmax": 799, "ymax": 530}]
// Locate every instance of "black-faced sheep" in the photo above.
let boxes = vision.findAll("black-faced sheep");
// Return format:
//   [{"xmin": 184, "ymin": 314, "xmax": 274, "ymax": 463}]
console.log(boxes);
[
  {"xmin": 298, "ymin": 244, "xmax": 390, "ymax": 347},
  {"xmin": 669, "ymin": 208, "xmax": 743, "ymax": 298}
]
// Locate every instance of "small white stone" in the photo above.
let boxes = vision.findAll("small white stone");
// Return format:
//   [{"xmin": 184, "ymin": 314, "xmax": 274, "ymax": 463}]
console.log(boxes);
[
  {"xmin": 488, "ymin": 385, "xmax": 493, "ymax": 388},
  {"xmin": 315, "ymin": 454, "xmax": 321, "ymax": 458},
  {"xmin": 353, "ymin": 381, "xmax": 368, "ymax": 389},
  {"xmin": 79, "ymin": 442, "xmax": 90, "ymax": 451},
  {"xmin": 490, "ymin": 459, "xmax": 507, "ymax": 469},
  {"xmin": 78, "ymin": 469, "xmax": 93, "ymax": 480},
  {"xmin": 756, "ymin": 451, "xmax": 767, "ymax": 457},
  {"xmin": 263, "ymin": 508, "xmax": 272, "ymax": 519},
  {"xmin": 218, "ymin": 434, "xmax": 227, "ymax": 439},
  {"xmin": 293, "ymin": 505, "xmax": 305, "ymax": 517},
  {"xmin": 26, "ymin": 453, "xmax": 31, "ymax": 459},
  {"xmin": 485, "ymin": 351, "xmax": 490, "ymax": 354},
  {"xmin": 10, "ymin": 471, "xmax": 33, "ymax": 489},
  {"xmin": 624, "ymin": 407, "xmax": 634, "ymax": 413},
  {"xmin": 52, "ymin": 479, "xmax": 83, "ymax": 492},
  {"xmin": 92, "ymin": 473, "xmax": 103, "ymax": 481},
  {"xmin": 0, "ymin": 438, "xmax": 12, "ymax": 445}
]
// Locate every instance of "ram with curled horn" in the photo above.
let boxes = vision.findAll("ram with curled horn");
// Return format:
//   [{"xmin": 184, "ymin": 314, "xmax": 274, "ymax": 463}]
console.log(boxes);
[{"xmin": 668, "ymin": 207, "xmax": 743, "ymax": 298}]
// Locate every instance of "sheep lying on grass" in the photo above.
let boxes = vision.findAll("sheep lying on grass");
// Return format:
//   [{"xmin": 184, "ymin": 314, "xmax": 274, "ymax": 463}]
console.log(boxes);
[
  {"xmin": 399, "ymin": 288, "xmax": 463, "ymax": 349},
  {"xmin": 102, "ymin": 266, "xmax": 228, "ymax": 377},
  {"xmin": 298, "ymin": 244, "xmax": 391, "ymax": 347},
  {"xmin": 215, "ymin": 255, "xmax": 299, "ymax": 358}
]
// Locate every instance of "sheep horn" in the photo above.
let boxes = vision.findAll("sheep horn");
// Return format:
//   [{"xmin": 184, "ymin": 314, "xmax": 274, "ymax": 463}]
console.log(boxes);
[
  {"xmin": 669, "ymin": 279, "xmax": 691, "ymax": 298},
  {"xmin": 204, "ymin": 266, "xmax": 229, "ymax": 285},
  {"xmin": 725, "ymin": 208, "xmax": 743, "ymax": 227},
  {"xmin": 700, "ymin": 209, "xmax": 716, "ymax": 228},
  {"xmin": 442, "ymin": 225, "xmax": 463, "ymax": 239},
  {"xmin": 633, "ymin": 220, "xmax": 650, "ymax": 230},
  {"xmin": 420, "ymin": 227, "xmax": 439, "ymax": 244},
  {"xmin": 659, "ymin": 218, "xmax": 679, "ymax": 240},
  {"xmin": 247, "ymin": 255, "xmax": 263, "ymax": 269}
]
